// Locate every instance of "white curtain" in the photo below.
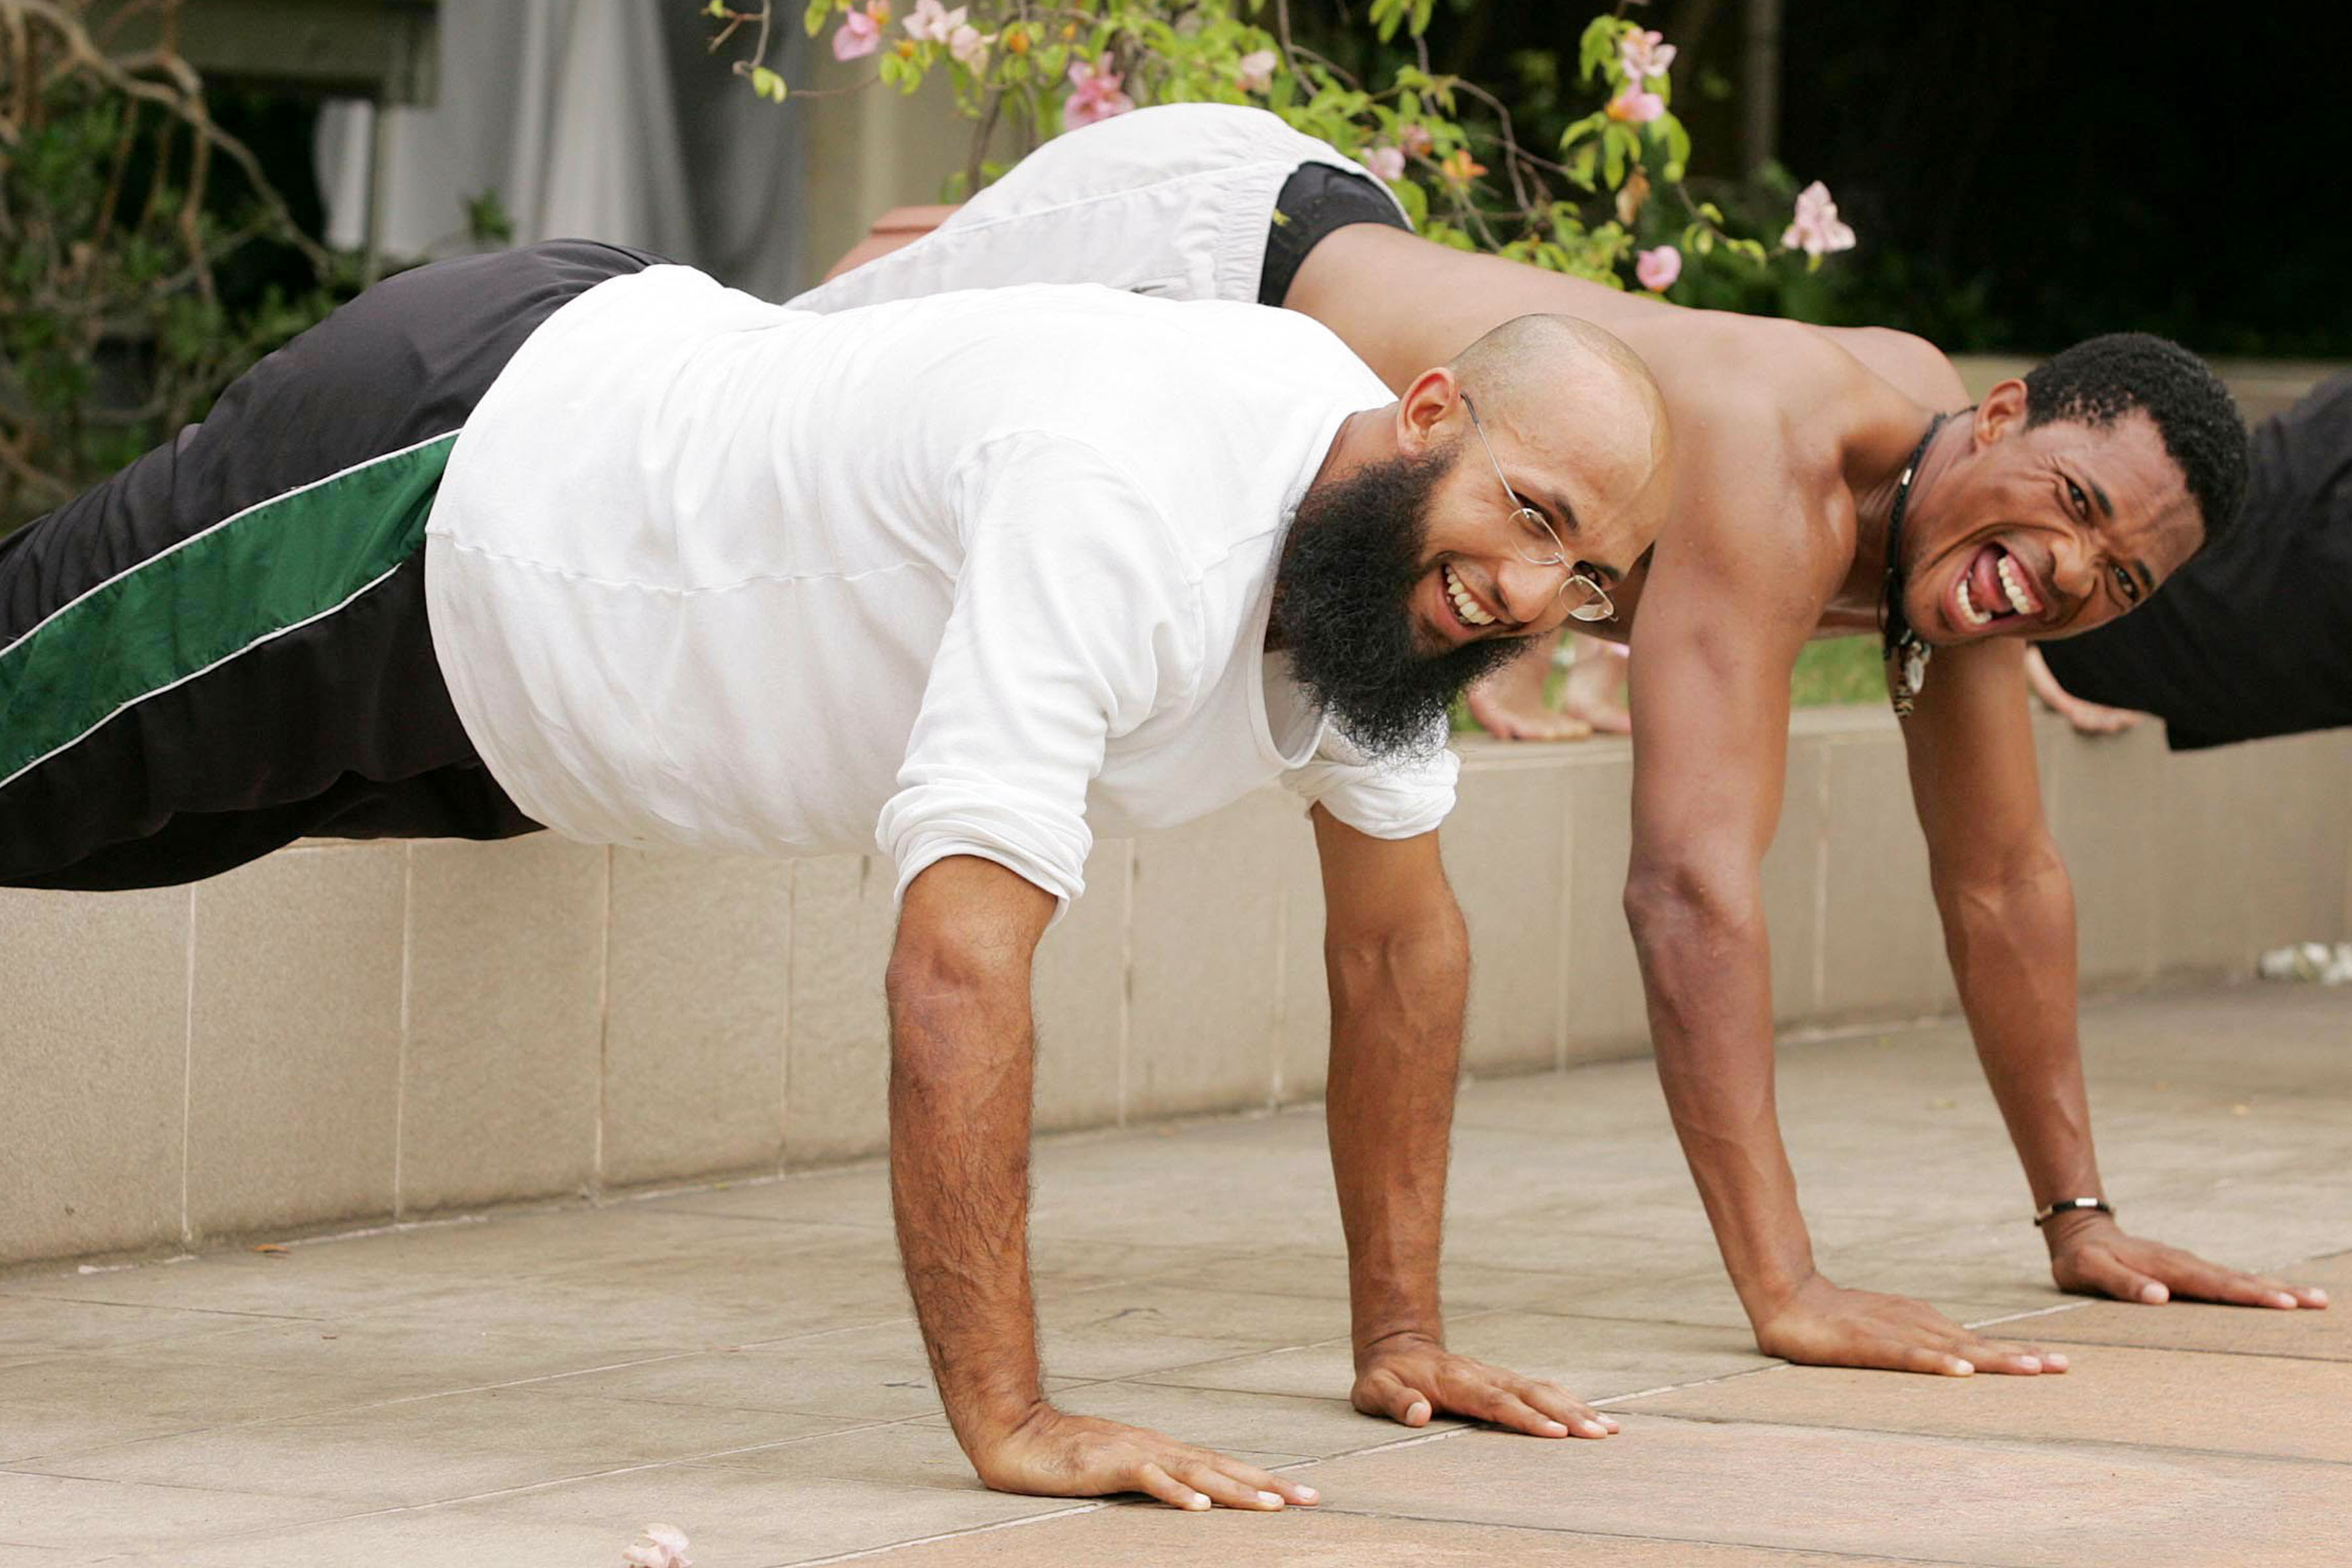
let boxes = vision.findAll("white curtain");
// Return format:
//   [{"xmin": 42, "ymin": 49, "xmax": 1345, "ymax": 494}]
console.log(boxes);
[{"xmin": 315, "ymin": 1, "xmax": 806, "ymax": 297}]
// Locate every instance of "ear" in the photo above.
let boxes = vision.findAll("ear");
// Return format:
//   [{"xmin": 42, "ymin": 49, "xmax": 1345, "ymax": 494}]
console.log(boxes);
[
  {"xmin": 1394, "ymin": 366, "xmax": 1462, "ymax": 457},
  {"xmin": 1974, "ymin": 378, "xmax": 2029, "ymax": 448}
]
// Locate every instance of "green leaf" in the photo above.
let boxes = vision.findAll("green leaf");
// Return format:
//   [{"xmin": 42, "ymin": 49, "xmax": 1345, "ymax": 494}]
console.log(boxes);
[
  {"xmin": 1658, "ymin": 114, "xmax": 1691, "ymax": 180},
  {"xmin": 1557, "ymin": 112, "xmax": 1604, "ymax": 154},
  {"xmin": 1578, "ymin": 16, "xmax": 1619, "ymax": 82},
  {"xmin": 751, "ymin": 65, "xmax": 788, "ymax": 102},
  {"xmin": 804, "ymin": 0, "xmax": 834, "ymax": 39},
  {"xmin": 706, "ymin": 0, "xmax": 728, "ymax": 18}
]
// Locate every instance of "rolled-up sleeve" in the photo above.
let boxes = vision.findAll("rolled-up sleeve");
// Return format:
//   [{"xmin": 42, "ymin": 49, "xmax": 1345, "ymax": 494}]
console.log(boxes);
[
  {"xmin": 1280, "ymin": 719, "xmax": 1460, "ymax": 840},
  {"xmin": 878, "ymin": 432, "xmax": 1201, "ymax": 915}
]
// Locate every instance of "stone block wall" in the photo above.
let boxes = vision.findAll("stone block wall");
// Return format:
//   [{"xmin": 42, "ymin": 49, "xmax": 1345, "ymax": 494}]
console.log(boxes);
[{"xmin": 4, "ymin": 714, "xmax": 2347, "ymax": 1270}]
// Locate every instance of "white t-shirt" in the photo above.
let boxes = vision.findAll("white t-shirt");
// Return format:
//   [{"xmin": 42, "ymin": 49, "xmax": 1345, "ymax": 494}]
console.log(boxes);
[
  {"xmin": 791, "ymin": 104, "xmax": 1392, "ymax": 314},
  {"xmin": 424, "ymin": 269, "xmax": 1458, "ymax": 911}
]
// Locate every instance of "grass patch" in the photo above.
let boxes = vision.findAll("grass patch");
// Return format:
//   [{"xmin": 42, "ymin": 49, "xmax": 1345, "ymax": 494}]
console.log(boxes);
[
  {"xmin": 1452, "ymin": 635, "xmax": 1887, "ymax": 733},
  {"xmin": 1789, "ymin": 636, "xmax": 1884, "ymax": 708}
]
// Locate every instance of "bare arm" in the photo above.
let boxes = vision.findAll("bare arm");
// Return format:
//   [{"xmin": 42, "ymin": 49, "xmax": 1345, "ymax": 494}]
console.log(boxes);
[
  {"xmin": 1619, "ymin": 430, "xmax": 1822, "ymax": 1321},
  {"xmin": 1311, "ymin": 807, "xmax": 1616, "ymax": 1440},
  {"xmin": 889, "ymin": 856, "xmax": 1322, "ymax": 1511},
  {"xmin": 1906, "ymin": 644, "xmax": 2323, "ymax": 1311},
  {"xmin": 1619, "ymin": 406, "xmax": 2057, "ymax": 1375}
]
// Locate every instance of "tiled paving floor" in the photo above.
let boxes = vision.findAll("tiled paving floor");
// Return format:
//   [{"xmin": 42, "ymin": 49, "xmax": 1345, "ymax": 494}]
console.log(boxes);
[{"xmin": 2, "ymin": 984, "xmax": 2347, "ymax": 1565}]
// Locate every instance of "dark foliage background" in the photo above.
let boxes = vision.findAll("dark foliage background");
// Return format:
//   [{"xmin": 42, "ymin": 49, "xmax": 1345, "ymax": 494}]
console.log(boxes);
[{"xmin": 1305, "ymin": 0, "xmax": 2344, "ymax": 357}]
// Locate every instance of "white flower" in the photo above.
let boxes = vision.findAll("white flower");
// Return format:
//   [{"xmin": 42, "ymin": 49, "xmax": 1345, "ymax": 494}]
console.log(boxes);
[
  {"xmin": 1782, "ymin": 180, "xmax": 1857, "ymax": 258},
  {"xmin": 947, "ymin": 21, "xmax": 994, "ymax": 67},
  {"xmin": 903, "ymin": 0, "xmax": 964, "ymax": 43},
  {"xmin": 622, "ymin": 1523, "xmax": 692, "ymax": 1568},
  {"xmin": 1618, "ymin": 27, "xmax": 1676, "ymax": 85}
]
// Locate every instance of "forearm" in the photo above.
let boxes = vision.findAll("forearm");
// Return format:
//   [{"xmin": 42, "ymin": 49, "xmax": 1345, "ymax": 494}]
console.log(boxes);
[
  {"xmin": 1324, "ymin": 909, "xmax": 1467, "ymax": 1353},
  {"xmin": 886, "ymin": 947, "xmax": 1045, "ymax": 1452},
  {"xmin": 1934, "ymin": 853, "xmax": 2104, "ymax": 1206},
  {"xmin": 1626, "ymin": 873, "xmax": 1814, "ymax": 1316}
]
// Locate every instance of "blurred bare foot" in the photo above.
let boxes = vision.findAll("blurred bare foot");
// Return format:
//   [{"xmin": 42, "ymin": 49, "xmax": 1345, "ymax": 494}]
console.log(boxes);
[
  {"xmin": 1465, "ymin": 645, "xmax": 1592, "ymax": 742},
  {"xmin": 2025, "ymin": 646, "xmax": 2146, "ymax": 736},
  {"xmin": 1558, "ymin": 636, "xmax": 1633, "ymax": 734}
]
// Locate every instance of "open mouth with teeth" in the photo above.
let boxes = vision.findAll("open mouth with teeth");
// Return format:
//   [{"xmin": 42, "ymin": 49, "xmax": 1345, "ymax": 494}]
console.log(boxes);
[
  {"xmin": 1440, "ymin": 561, "xmax": 1501, "ymax": 633},
  {"xmin": 1948, "ymin": 541, "xmax": 2045, "ymax": 634}
]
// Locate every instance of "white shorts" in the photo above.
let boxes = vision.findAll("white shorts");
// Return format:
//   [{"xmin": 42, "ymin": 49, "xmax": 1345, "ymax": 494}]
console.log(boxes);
[{"xmin": 789, "ymin": 105, "xmax": 1401, "ymax": 312}]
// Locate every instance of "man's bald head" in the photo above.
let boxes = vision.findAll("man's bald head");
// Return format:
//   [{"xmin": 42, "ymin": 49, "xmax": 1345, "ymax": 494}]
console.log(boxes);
[{"xmin": 1442, "ymin": 314, "xmax": 1673, "ymax": 576}]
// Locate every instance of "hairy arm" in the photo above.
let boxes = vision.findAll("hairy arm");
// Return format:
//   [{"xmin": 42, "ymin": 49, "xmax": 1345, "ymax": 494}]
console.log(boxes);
[
  {"xmin": 1906, "ymin": 643, "xmax": 2323, "ymax": 1311},
  {"xmin": 887, "ymin": 855, "xmax": 1058, "ymax": 1454},
  {"xmin": 889, "ymin": 856, "xmax": 1325, "ymax": 1510},
  {"xmin": 1311, "ymin": 807, "xmax": 1616, "ymax": 1440}
]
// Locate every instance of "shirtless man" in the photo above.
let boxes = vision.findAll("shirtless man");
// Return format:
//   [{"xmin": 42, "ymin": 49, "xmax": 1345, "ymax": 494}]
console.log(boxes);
[{"xmin": 800, "ymin": 105, "xmax": 2328, "ymax": 1381}]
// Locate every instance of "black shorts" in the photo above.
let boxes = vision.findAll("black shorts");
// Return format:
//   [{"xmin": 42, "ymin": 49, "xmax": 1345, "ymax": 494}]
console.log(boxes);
[
  {"xmin": 0, "ymin": 239, "xmax": 661, "ymax": 890},
  {"xmin": 1258, "ymin": 162, "xmax": 1411, "ymax": 307}
]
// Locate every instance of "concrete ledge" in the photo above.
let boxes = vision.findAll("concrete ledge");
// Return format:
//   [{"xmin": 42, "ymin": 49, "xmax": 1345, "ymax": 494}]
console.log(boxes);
[{"xmin": 5, "ymin": 711, "xmax": 2348, "ymax": 1270}]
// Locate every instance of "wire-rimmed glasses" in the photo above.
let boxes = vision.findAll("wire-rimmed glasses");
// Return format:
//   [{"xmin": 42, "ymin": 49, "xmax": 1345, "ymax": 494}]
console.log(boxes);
[{"xmin": 1461, "ymin": 391, "xmax": 1616, "ymax": 623}]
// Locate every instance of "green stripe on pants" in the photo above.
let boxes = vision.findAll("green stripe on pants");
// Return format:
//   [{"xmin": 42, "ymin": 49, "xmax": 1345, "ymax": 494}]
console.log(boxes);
[{"xmin": 0, "ymin": 432, "xmax": 459, "ymax": 788}]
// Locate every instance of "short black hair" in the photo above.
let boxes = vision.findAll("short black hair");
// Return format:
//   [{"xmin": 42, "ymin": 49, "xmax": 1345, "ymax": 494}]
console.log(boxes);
[{"xmin": 2023, "ymin": 333, "xmax": 2247, "ymax": 550}]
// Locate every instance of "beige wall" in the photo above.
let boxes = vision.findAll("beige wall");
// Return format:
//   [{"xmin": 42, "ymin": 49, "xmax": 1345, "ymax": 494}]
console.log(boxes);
[{"xmin": 7, "ymin": 713, "xmax": 2347, "ymax": 1272}]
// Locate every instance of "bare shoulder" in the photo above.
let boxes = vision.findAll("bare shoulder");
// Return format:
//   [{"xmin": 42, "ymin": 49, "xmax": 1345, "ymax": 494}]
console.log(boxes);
[
  {"xmin": 1814, "ymin": 324, "xmax": 1970, "ymax": 411},
  {"xmin": 1634, "ymin": 322, "xmax": 1858, "ymax": 622}
]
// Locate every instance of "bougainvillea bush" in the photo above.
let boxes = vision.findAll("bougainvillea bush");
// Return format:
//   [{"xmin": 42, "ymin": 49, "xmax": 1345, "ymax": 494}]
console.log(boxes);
[{"xmin": 702, "ymin": 0, "xmax": 1854, "ymax": 297}]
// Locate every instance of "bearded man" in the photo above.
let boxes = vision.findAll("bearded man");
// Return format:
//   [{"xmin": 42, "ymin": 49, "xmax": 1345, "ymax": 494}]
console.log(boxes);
[{"xmin": 0, "ymin": 239, "xmax": 1674, "ymax": 1507}]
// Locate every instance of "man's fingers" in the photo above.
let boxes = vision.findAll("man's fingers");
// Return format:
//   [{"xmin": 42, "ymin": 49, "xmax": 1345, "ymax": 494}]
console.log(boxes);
[
  {"xmin": 2068, "ymin": 1248, "xmax": 2171, "ymax": 1305},
  {"xmin": 1471, "ymin": 1391, "xmax": 1572, "ymax": 1438},
  {"xmin": 1892, "ymin": 1341, "xmax": 1976, "ymax": 1377},
  {"xmin": 1954, "ymin": 1335, "xmax": 2055, "ymax": 1375},
  {"xmin": 1171, "ymin": 1461, "xmax": 1285, "ymax": 1511},
  {"xmin": 1355, "ymin": 1367, "xmax": 1433, "ymax": 1427},
  {"xmin": 1132, "ymin": 1461, "xmax": 1210, "ymax": 1512},
  {"xmin": 2292, "ymin": 1284, "xmax": 2330, "ymax": 1309},
  {"xmin": 2165, "ymin": 1260, "xmax": 2305, "ymax": 1311},
  {"xmin": 1201, "ymin": 1453, "xmax": 1313, "ymax": 1507},
  {"xmin": 1518, "ymin": 1380, "xmax": 1619, "ymax": 1438}
]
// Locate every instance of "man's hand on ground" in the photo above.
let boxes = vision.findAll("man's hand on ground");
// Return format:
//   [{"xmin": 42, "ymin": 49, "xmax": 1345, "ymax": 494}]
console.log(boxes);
[
  {"xmin": 1750, "ymin": 1273, "xmax": 2065, "ymax": 1377},
  {"xmin": 964, "ymin": 1403, "xmax": 1320, "ymax": 1512},
  {"xmin": 1351, "ymin": 1332, "xmax": 1619, "ymax": 1438},
  {"xmin": 2044, "ymin": 1211, "xmax": 2330, "ymax": 1310}
]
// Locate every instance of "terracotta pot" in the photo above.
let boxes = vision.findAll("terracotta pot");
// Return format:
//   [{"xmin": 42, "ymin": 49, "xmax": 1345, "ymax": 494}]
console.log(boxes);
[{"xmin": 821, "ymin": 204, "xmax": 958, "ymax": 282}]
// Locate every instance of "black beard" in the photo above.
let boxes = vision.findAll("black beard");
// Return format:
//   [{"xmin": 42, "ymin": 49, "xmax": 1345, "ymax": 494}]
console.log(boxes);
[{"xmin": 1272, "ymin": 447, "xmax": 1526, "ymax": 759}]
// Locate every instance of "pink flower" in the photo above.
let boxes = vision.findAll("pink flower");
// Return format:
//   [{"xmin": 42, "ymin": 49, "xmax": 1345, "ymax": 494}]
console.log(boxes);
[
  {"xmin": 832, "ymin": 9, "xmax": 880, "ymax": 61},
  {"xmin": 1782, "ymin": 180, "xmax": 1857, "ymax": 257},
  {"xmin": 1618, "ymin": 27, "xmax": 1676, "ymax": 86},
  {"xmin": 1236, "ymin": 48, "xmax": 1278, "ymax": 95},
  {"xmin": 902, "ymin": 0, "xmax": 964, "ymax": 42},
  {"xmin": 1062, "ymin": 57, "xmax": 1135, "ymax": 131},
  {"xmin": 1606, "ymin": 87, "xmax": 1664, "ymax": 124},
  {"xmin": 1635, "ymin": 246, "xmax": 1682, "ymax": 292},
  {"xmin": 621, "ymin": 1524, "xmax": 692, "ymax": 1568},
  {"xmin": 1360, "ymin": 144, "xmax": 1406, "ymax": 182},
  {"xmin": 1399, "ymin": 123, "xmax": 1434, "ymax": 158},
  {"xmin": 947, "ymin": 21, "xmax": 993, "ymax": 67}
]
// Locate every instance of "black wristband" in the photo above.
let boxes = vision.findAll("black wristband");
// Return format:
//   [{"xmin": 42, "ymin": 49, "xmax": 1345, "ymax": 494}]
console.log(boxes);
[{"xmin": 2033, "ymin": 1197, "xmax": 2114, "ymax": 1228}]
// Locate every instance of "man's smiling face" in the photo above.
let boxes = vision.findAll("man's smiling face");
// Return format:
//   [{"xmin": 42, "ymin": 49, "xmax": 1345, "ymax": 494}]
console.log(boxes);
[
  {"xmin": 1273, "ymin": 316, "xmax": 1671, "ymax": 757},
  {"xmin": 1903, "ymin": 397, "xmax": 2204, "ymax": 648},
  {"xmin": 1400, "ymin": 384, "xmax": 1661, "ymax": 655}
]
